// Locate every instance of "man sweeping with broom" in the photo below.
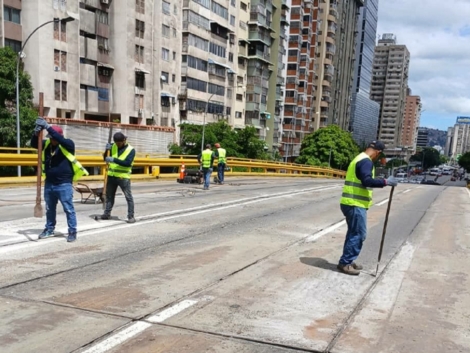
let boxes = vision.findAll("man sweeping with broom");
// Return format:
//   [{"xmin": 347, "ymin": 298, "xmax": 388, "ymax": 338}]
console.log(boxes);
[
  {"xmin": 31, "ymin": 118, "xmax": 88, "ymax": 243},
  {"xmin": 337, "ymin": 141, "xmax": 398, "ymax": 275}
]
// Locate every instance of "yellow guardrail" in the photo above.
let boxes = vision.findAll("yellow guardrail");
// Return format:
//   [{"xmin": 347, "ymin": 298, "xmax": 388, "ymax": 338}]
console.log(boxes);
[{"xmin": 0, "ymin": 149, "xmax": 345, "ymax": 186}]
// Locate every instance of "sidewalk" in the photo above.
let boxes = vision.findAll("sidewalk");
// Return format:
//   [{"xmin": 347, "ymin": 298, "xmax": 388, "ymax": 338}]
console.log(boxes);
[{"xmin": 332, "ymin": 187, "xmax": 470, "ymax": 353}]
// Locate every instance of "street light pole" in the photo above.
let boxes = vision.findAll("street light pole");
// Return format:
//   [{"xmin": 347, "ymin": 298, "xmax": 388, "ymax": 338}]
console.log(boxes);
[
  {"xmin": 15, "ymin": 16, "xmax": 75, "ymax": 177},
  {"xmin": 328, "ymin": 146, "xmax": 332, "ymax": 168}
]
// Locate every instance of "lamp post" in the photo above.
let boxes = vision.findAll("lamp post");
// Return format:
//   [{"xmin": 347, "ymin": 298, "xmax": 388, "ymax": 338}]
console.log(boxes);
[
  {"xmin": 15, "ymin": 16, "xmax": 75, "ymax": 177},
  {"xmin": 328, "ymin": 145, "xmax": 333, "ymax": 168}
]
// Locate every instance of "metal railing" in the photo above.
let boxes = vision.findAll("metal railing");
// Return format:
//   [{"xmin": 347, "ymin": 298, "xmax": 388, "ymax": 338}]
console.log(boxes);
[{"xmin": 0, "ymin": 148, "xmax": 345, "ymax": 184}]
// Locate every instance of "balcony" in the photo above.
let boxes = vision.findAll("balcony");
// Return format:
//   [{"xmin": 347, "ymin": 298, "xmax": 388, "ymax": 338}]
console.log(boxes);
[
  {"xmin": 248, "ymin": 50, "xmax": 272, "ymax": 64},
  {"xmin": 249, "ymin": 31, "xmax": 272, "ymax": 45},
  {"xmin": 246, "ymin": 102, "xmax": 260, "ymax": 111}
]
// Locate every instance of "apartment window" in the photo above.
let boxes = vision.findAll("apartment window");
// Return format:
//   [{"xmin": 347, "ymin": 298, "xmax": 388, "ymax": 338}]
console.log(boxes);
[
  {"xmin": 5, "ymin": 39, "xmax": 21, "ymax": 53},
  {"xmin": 235, "ymin": 111, "xmax": 242, "ymax": 118},
  {"xmin": 208, "ymin": 102, "xmax": 224, "ymax": 114},
  {"xmin": 209, "ymin": 42, "xmax": 226, "ymax": 58},
  {"xmin": 227, "ymin": 89, "xmax": 232, "ymax": 99},
  {"xmin": 187, "ymin": 77, "xmax": 207, "ymax": 92},
  {"xmin": 187, "ymin": 55, "xmax": 208, "ymax": 71},
  {"xmin": 240, "ymin": 2, "xmax": 247, "ymax": 11},
  {"xmin": 162, "ymin": 1, "xmax": 170, "ymax": 14},
  {"xmin": 135, "ymin": 94, "xmax": 144, "ymax": 110},
  {"xmin": 98, "ymin": 88, "xmax": 109, "ymax": 102},
  {"xmin": 53, "ymin": 50, "xmax": 67, "ymax": 72},
  {"xmin": 173, "ymin": 28, "xmax": 177, "ymax": 37},
  {"xmin": 173, "ymin": 51, "xmax": 176, "ymax": 60},
  {"xmin": 172, "ymin": 74, "xmax": 176, "ymax": 83},
  {"xmin": 193, "ymin": 0, "xmax": 210, "ymax": 8},
  {"xmin": 211, "ymin": 1, "xmax": 228, "ymax": 20},
  {"xmin": 183, "ymin": 10, "xmax": 211, "ymax": 30},
  {"xmin": 162, "ymin": 48, "xmax": 170, "ymax": 60},
  {"xmin": 162, "ymin": 24, "xmax": 170, "ymax": 37},
  {"xmin": 208, "ymin": 83, "xmax": 224, "ymax": 96},
  {"xmin": 98, "ymin": 36, "xmax": 109, "ymax": 52},
  {"xmin": 228, "ymin": 52, "xmax": 233, "ymax": 62},
  {"xmin": 230, "ymin": 15, "xmax": 235, "ymax": 26},
  {"xmin": 208, "ymin": 63, "xmax": 225, "ymax": 77},
  {"xmin": 231, "ymin": 0, "xmax": 236, "ymax": 7},
  {"xmin": 54, "ymin": 80, "xmax": 67, "ymax": 101},
  {"xmin": 226, "ymin": 106, "xmax": 231, "ymax": 116},
  {"xmin": 136, "ymin": 0, "xmax": 145, "ymax": 14},
  {"xmin": 135, "ymin": 45, "xmax": 144, "ymax": 63},
  {"xmin": 174, "ymin": 4, "xmax": 178, "ymax": 14},
  {"xmin": 136, "ymin": 20, "xmax": 145, "ymax": 39},
  {"xmin": 239, "ymin": 20, "xmax": 247, "ymax": 30},
  {"xmin": 187, "ymin": 99, "xmax": 207, "ymax": 112},
  {"xmin": 53, "ymin": 21, "xmax": 67, "ymax": 42},
  {"xmin": 236, "ymin": 94, "xmax": 243, "ymax": 101},
  {"xmin": 98, "ymin": 67, "xmax": 111, "ymax": 77},
  {"xmin": 188, "ymin": 34, "xmax": 209, "ymax": 51},
  {"xmin": 4, "ymin": 6, "xmax": 21, "ymax": 24},
  {"xmin": 135, "ymin": 72, "xmax": 146, "ymax": 88},
  {"xmin": 161, "ymin": 71, "xmax": 169, "ymax": 83},
  {"xmin": 97, "ymin": 10, "xmax": 109, "ymax": 25}
]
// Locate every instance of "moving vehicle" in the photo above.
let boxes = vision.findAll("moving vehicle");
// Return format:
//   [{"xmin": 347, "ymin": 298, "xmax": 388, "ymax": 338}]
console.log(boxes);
[{"xmin": 421, "ymin": 180, "xmax": 440, "ymax": 185}]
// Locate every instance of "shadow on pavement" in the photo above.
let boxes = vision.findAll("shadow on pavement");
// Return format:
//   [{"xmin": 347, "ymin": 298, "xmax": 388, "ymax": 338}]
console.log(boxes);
[{"xmin": 300, "ymin": 257, "xmax": 339, "ymax": 273}]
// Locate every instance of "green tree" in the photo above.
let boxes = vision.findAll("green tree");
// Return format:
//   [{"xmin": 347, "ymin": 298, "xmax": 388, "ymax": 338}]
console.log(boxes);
[
  {"xmin": 168, "ymin": 121, "xmax": 269, "ymax": 160},
  {"xmin": 386, "ymin": 159, "xmax": 407, "ymax": 169},
  {"xmin": 296, "ymin": 125, "xmax": 360, "ymax": 170},
  {"xmin": 409, "ymin": 147, "xmax": 440, "ymax": 170},
  {"xmin": 458, "ymin": 152, "xmax": 470, "ymax": 172},
  {"xmin": 0, "ymin": 47, "xmax": 38, "ymax": 176}
]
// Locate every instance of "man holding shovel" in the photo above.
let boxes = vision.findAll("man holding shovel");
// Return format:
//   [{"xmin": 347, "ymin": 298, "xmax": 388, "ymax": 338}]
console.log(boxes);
[
  {"xmin": 337, "ymin": 141, "xmax": 398, "ymax": 275},
  {"xmin": 31, "ymin": 118, "xmax": 86, "ymax": 243}
]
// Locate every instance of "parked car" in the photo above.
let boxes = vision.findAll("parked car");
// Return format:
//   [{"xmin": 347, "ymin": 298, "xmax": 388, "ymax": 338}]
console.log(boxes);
[{"xmin": 420, "ymin": 180, "xmax": 440, "ymax": 185}]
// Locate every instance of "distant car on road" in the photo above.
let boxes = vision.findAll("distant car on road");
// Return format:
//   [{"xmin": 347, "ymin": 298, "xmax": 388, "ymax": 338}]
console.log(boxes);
[
  {"xmin": 421, "ymin": 180, "xmax": 441, "ymax": 185},
  {"xmin": 451, "ymin": 177, "xmax": 456, "ymax": 181}
]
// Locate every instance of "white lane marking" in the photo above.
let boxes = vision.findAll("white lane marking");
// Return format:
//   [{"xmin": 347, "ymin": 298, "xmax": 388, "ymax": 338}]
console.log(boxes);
[
  {"xmin": 305, "ymin": 220, "xmax": 346, "ymax": 243},
  {"xmin": 147, "ymin": 299, "xmax": 198, "ymax": 323},
  {"xmin": 403, "ymin": 189, "xmax": 411, "ymax": 194},
  {"xmin": 80, "ymin": 321, "xmax": 152, "ymax": 353},
  {"xmin": 376, "ymin": 199, "xmax": 389, "ymax": 206},
  {"xmin": 0, "ymin": 185, "xmax": 341, "ymax": 255}
]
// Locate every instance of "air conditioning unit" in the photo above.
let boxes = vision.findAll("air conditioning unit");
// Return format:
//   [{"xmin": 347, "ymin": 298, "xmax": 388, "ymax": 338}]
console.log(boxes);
[
  {"xmin": 138, "ymin": 108, "xmax": 143, "ymax": 115},
  {"xmin": 54, "ymin": 66, "xmax": 60, "ymax": 72}
]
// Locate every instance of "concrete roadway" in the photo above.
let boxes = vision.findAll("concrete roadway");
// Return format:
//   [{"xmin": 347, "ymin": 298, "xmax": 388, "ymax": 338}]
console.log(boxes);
[{"xmin": 0, "ymin": 177, "xmax": 469, "ymax": 353}]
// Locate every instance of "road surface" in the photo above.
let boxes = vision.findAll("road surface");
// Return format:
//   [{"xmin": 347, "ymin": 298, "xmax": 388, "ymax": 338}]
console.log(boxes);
[{"xmin": 0, "ymin": 177, "xmax": 469, "ymax": 353}]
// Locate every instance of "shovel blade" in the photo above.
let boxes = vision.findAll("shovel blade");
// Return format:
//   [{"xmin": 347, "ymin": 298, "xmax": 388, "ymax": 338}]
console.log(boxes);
[{"xmin": 34, "ymin": 203, "xmax": 43, "ymax": 218}]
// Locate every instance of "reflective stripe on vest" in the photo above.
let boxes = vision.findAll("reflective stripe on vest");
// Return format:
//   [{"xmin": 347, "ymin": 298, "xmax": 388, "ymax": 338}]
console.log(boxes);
[
  {"xmin": 340, "ymin": 152, "xmax": 374, "ymax": 209},
  {"xmin": 201, "ymin": 149, "xmax": 213, "ymax": 168},
  {"xmin": 108, "ymin": 144, "xmax": 134, "ymax": 179},
  {"xmin": 42, "ymin": 139, "xmax": 89, "ymax": 182},
  {"xmin": 217, "ymin": 148, "xmax": 227, "ymax": 164}
]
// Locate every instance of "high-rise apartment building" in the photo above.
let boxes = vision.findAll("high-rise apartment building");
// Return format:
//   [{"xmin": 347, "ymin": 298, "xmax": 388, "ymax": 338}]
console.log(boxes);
[
  {"xmin": 281, "ymin": 0, "xmax": 316, "ymax": 161},
  {"xmin": 179, "ymin": 0, "xmax": 238, "ymax": 133},
  {"xmin": 416, "ymin": 127, "xmax": 428, "ymax": 148},
  {"xmin": 328, "ymin": 0, "xmax": 363, "ymax": 130},
  {"xmin": 401, "ymin": 91, "xmax": 421, "ymax": 152},
  {"xmin": 445, "ymin": 118, "xmax": 470, "ymax": 159},
  {"xmin": 1, "ymin": 0, "xmax": 23, "ymax": 53},
  {"xmin": 370, "ymin": 33, "xmax": 410, "ymax": 150},
  {"xmin": 12, "ymin": 1, "xmax": 181, "ymax": 128},
  {"xmin": 350, "ymin": 0, "xmax": 379, "ymax": 147}
]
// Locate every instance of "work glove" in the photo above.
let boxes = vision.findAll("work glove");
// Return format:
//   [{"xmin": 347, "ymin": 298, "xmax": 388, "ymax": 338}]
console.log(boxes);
[
  {"xmin": 105, "ymin": 156, "xmax": 114, "ymax": 163},
  {"xmin": 35, "ymin": 117, "xmax": 50, "ymax": 130},
  {"xmin": 385, "ymin": 176, "xmax": 398, "ymax": 187},
  {"xmin": 34, "ymin": 125, "xmax": 42, "ymax": 134},
  {"xmin": 105, "ymin": 143, "xmax": 112, "ymax": 150}
]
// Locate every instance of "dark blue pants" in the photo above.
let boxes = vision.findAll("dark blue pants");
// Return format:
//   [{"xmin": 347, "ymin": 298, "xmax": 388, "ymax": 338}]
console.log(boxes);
[
  {"xmin": 339, "ymin": 204, "xmax": 367, "ymax": 265},
  {"xmin": 217, "ymin": 163, "xmax": 225, "ymax": 183},
  {"xmin": 104, "ymin": 177, "xmax": 134, "ymax": 218},
  {"xmin": 44, "ymin": 182, "xmax": 77, "ymax": 234}
]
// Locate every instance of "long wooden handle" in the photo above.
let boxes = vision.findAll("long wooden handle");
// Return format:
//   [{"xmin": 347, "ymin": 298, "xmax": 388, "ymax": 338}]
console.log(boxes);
[
  {"xmin": 375, "ymin": 186, "xmax": 395, "ymax": 274},
  {"xmin": 36, "ymin": 93, "xmax": 44, "ymax": 204}
]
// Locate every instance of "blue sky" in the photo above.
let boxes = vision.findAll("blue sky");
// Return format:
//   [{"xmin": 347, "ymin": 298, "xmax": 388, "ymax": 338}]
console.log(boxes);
[{"xmin": 377, "ymin": 0, "xmax": 470, "ymax": 131}]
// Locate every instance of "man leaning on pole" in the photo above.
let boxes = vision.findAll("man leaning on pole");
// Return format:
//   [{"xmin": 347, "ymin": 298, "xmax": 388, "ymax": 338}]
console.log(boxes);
[
  {"xmin": 214, "ymin": 142, "xmax": 227, "ymax": 184},
  {"xmin": 337, "ymin": 141, "xmax": 398, "ymax": 276}
]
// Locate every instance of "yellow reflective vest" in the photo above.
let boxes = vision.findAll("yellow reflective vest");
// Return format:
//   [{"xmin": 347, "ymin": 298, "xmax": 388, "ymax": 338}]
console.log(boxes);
[
  {"xmin": 340, "ymin": 152, "xmax": 374, "ymax": 209},
  {"xmin": 42, "ymin": 139, "xmax": 89, "ymax": 182},
  {"xmin": 108, "ymin": 144, "xmax": 135, "ymax": 179},
  {"xmin": 217, "ymin": 148, "xmax": 227, "ymax": 164},
  {"xmin": 201, "ymin": 149, "xmax": 213, "ymax": 168}
]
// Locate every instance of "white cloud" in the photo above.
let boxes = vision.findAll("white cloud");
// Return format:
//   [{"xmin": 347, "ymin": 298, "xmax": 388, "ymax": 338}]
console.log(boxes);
[{"xmin": 377, "ymin": 0, "xmax": 470, "ymax": 129}]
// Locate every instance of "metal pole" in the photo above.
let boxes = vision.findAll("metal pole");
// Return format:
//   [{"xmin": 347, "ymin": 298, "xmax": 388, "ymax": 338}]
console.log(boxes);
[
  {"xmin": 15, "ymin": 18, "xmax": 71, "ymax": 177},
  {"xmin": 328, "ymin": 146, "xmax": 332, "ymax": 168},
  {"xmin": 202, "ymin": 91, "xmax": 216, "ymax": 153}
]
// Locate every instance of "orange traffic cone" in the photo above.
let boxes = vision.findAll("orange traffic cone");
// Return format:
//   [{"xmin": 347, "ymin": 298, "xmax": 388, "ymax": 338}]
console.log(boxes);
[{"xmin": 179, "ymin": 163, "xmax": 186, "ymax": 180}]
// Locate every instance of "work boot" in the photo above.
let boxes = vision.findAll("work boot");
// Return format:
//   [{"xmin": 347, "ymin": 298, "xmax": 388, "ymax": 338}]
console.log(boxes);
[
  {"xmin": 352, "ymin": 262, "xmax": 363, "ymax": 270},
  {"xmin": 67, "ymin": 233, "xmax": 77, "ymax": 243},
  {"xmin": 337, "ymin": 263, "xmax": 360, "ymax": 276},
  {"xmin": 127, "ymin": 217, "xmax": 136, "ymax": 224},
  {"xmin": 38, "ymin": 229, "xmax": 54, "ymax": 240},
  {"xmin": 100, "ymin": 214, "xmax": 111, "ymax": 220}
]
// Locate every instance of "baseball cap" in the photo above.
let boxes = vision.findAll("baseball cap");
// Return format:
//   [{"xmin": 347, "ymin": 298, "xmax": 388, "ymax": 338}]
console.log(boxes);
[
  {"xmin": 113, "ymin": 132, "xmax": 127, "ymax": 142},
  {"xmin": 46, "ymin": 125, "xmax": 64, "ymax": 138},
  {"xmin": 367, "ymin": 140, "xmax": 385, "ymax": 152}
]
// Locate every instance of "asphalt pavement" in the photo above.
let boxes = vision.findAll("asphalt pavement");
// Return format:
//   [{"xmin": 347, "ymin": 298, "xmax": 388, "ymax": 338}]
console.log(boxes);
[{"xmin": 0, "ymin": 177, "xmax": 469, "ymax": 353}]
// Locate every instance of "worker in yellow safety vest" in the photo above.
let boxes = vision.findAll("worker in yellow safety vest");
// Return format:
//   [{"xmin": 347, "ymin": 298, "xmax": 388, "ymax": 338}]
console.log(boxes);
[
  {"xmin": 32, "ymin": 118, "xmax": 89, "ymax": 243},
  {"xmin": 337, "ymin": 140, "xmax": 398, "ymax": 276},
  {"xmin": 198, "ymin": 144, "xmax": 215, "ymax": 190},
  {"xmin": 214, "ymin": 142, "xmax": 227, "ymax": 184},
  {"xmin": 100, "ymin": 132, "xmax": 136, "ymax": 223}
]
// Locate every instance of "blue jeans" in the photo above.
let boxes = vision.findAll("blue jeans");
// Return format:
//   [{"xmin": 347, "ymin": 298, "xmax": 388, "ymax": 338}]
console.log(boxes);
[
  {"xmin": 217, "ymin": 163, "xmax": 225, "ymax": 183},
  {"xmin": 44, "ymin": 182, "xmax": 77, "ymax": 234},
  {"xmin": 202, "ymin": 168, "xmax": 212, "ymax": 188},
  {"xmin": 339, "ymin": 204, "xmax": 367, "ymax": 265}
]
